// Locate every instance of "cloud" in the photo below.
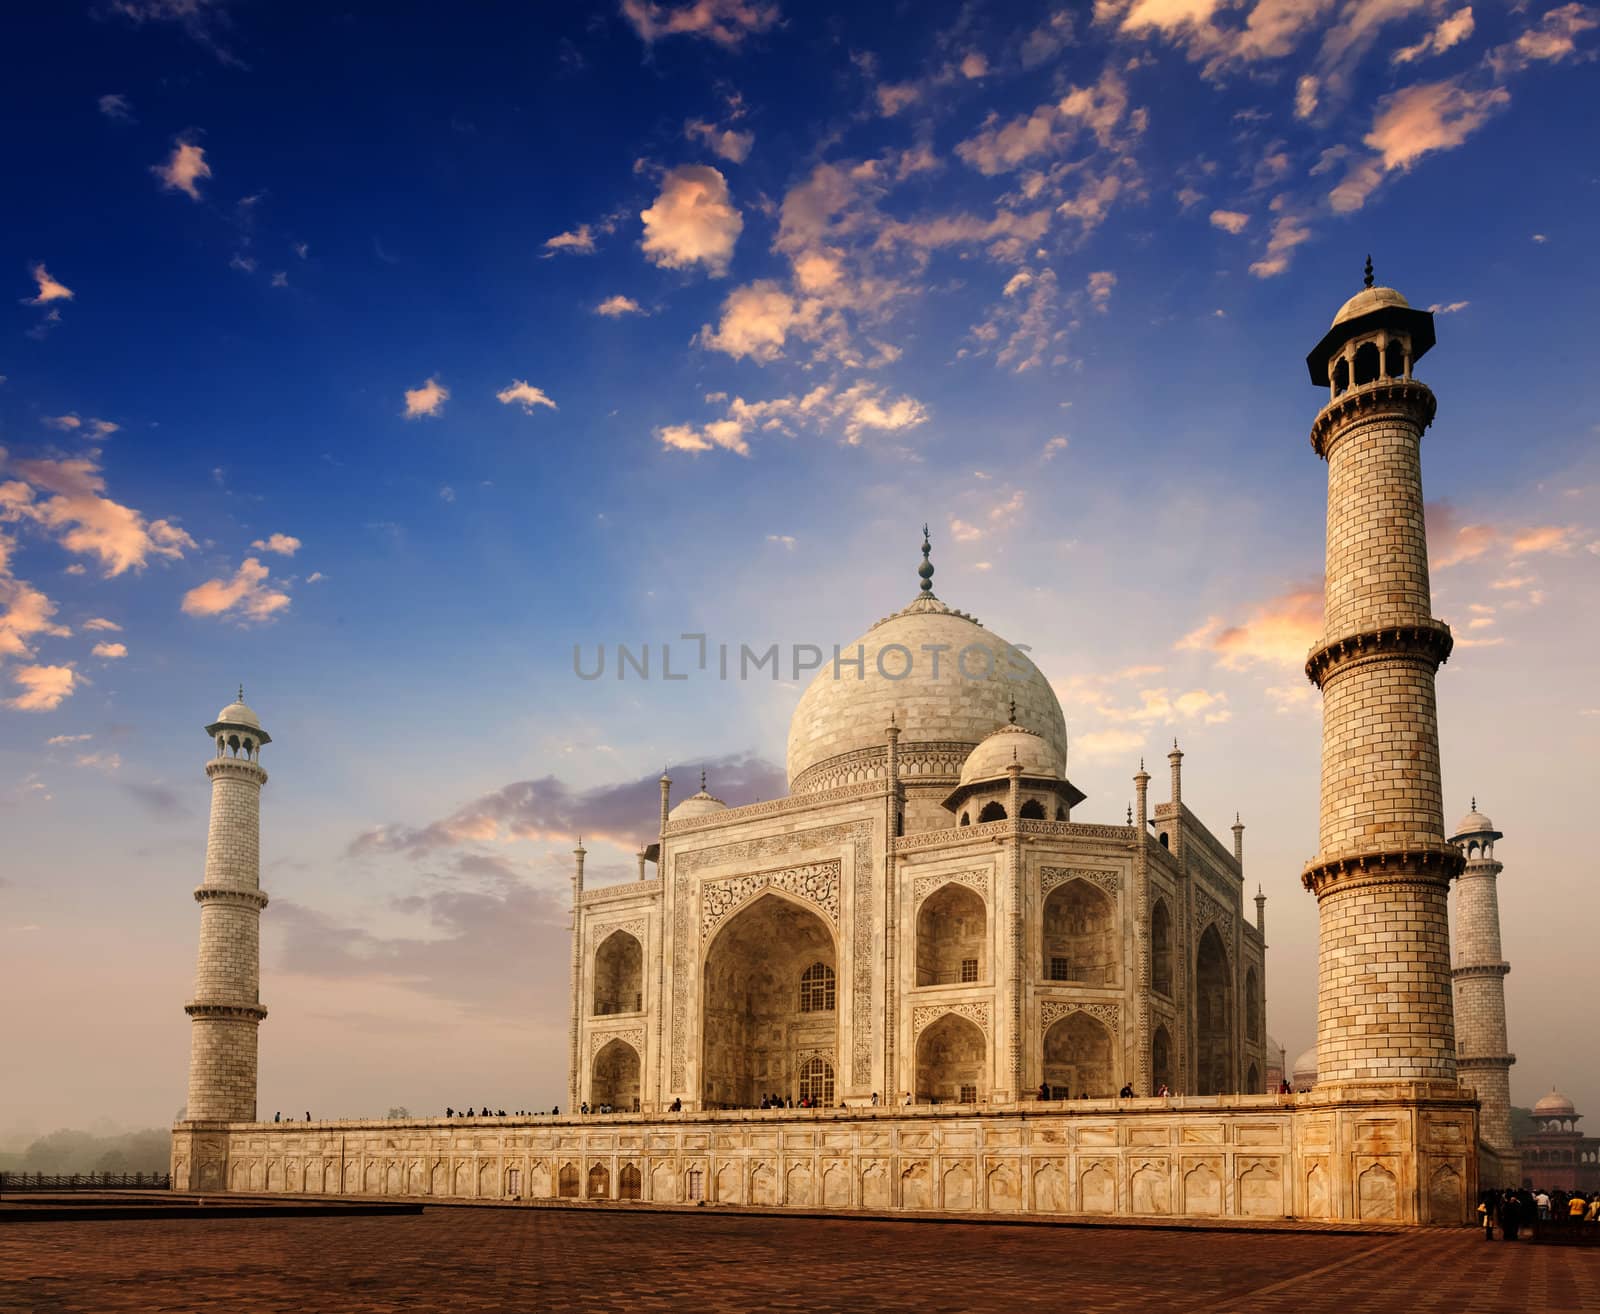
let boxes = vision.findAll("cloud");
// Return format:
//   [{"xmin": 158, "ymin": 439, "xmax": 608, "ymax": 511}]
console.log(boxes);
[
  {"xmin": 0, "ymin": 451, "xmax": 196, "ymax": 576},
  {"xmin": 1209, "ymin": 208, "xmax": 1250, "ymax": 234},
  {"xmin": 955, "ymin": 67, "xmax": 1132, "ymax": 175},
  {"xmin": 620, "ymin": 0, "xmax": 779, "ymax": 46},
  {"xmin": 1393, "ymin": 5, "xmax": 1474, "ymax": 63},
  {"xmin": 767, "ymin": 534, "xmax": 796, "ymax": 549},
  {"xmin": 97, "ymin": 93, "xmax": 133, "ymax": 120},
  {"xmin": 250, "ymin": 532, "xmax": 300, "ymax": 556},
  {"xmin": 1364, "ymin": 78, "xmax": 1510, "ymax": 172},
  {"xmin": 0, "ymin": 573, "xmax": 71, "ymax": 661},
  {"xmin": 181, "ymin": 557, "xmax": 291, "ymax": 622},
  {"xmin": 402, "ymin": 377, "xmax": 449, "ymax": 419},
  {"xmin": 151, "ymin": 140, "xmax": 211, "ymax": 201},
  {"xmin": 543, "ymin": 224, "xmax": 597, "ymax": 256},
  {"xmin": 121, "ymin": 781, "xmax": 189, "ymax": 820},
  {"xmin": 1087, "ymin": 270, "xmax": 1117, "ymax": 311},
  {"xmin": 960, "ymin": 51, "xmax": 989, "ymax": 78},
  {"xmin": 24, "ymin": 264, "xmax": 73, "ymax": 306},
  {"xmin": 950, "ymin": 519, "xmax": 983, "ymax": 543},
  {"xmin": 1177, "ymin": 585, "xmax": 1324, "ymax": 668},
  {"xmin": 495, "ymin": 380, "xmax": 558, "ymax": 413},
  {"xmin": 657, "ymin": 379, "xmax": 930, "ymax": 456},
  {"xmin": 686, "ymin": 118, "xmax": 754, "ymax": 163},
  {"xmin": 270, "ymin": 271, "xmax": 287, "ymax": 287},
  {"xmin": 1043, "ymin": 435, "xmax": 1069, "ymax": 460},
  {"xmin": 1073, "ymin": 727, "xmax": 1148, "ymax": 760},
  {"xmin": 82, "ymin": 617, "xmax": 120, "ymax": 632},
  {"xmin": 352, "ymin": 753, "xmax": 788, "ymax": 861},
  {"xmin": 875, "ymin": 81, "xmax": 922, "ymax": 116},
  {"xmin": 697, "ymin": 280, "xmax": 801, "ymax": 361},
  {"xmin": 1428, "ymin": 300, "xmax": 1470, "ymax": 314},
  {"xmin": 1248, "ymin": 200, "xmax": 1312, "ymax": 278},
  {"xmin": 46, "ymin": 733, "xmax": 92, "ymax": 745},
  {"xmin": 6, "ymin": 664, "xmax": 76, "ymax": 711},
  {"xmin": 641, "ymin": 164, "xmax": 743, "ymax": 276},
  {"xmin": 107, "ymin": 0, "xmax": 242, "ymax": 65},
  {"xmin": 1488, "ymin": 3, "xmax": 1598, "ymax": 75},
  {"xmin": 1294, "ymin": 74, "xmax": 1319, "ymax": 119},
  {"xmin": 595, "ymin": 294, "xmax": 647, "ymax": 317},
  {"xmin": 91, "ymin": 641, "xmax": 127, "ymax": 659}
]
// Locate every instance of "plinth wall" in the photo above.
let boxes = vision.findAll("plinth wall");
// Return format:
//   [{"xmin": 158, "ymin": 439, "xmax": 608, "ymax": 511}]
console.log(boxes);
[{"xmin": 173, "ymin": 1088, "xmax": 1477, "ymax": 1225}]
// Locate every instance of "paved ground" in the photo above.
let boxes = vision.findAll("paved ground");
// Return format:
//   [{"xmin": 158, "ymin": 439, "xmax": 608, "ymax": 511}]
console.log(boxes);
[{"xmin": 3, "ymin": 1207, "xmax": 1598, "ymax": 1313}]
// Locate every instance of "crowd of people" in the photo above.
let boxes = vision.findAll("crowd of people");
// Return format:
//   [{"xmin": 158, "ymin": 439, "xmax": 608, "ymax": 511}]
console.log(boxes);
[{"xmin": 1479, "ymin": 1187, "xmax": 1600, "ymax": 1239}]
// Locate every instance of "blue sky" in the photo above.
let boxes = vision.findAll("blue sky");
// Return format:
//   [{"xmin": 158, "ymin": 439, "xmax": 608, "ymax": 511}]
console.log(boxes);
[{"xmin": 2, "ymin": 0, "xmax": 1597, "ymax": 1131}]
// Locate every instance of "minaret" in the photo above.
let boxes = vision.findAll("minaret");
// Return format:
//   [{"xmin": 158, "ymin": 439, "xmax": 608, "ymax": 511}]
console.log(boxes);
[
  {"xmin": 1301, "ymin": 260, "xmax": 1462, "ymax": 1086},
  {"xmin": 1449, "ymin": 803, "xmax": 1517, "ymax": 1183},
  {"xmin": 185, "ymin": 690, "xmax": 271, "ymax": 1122},
  {"xmin": 569, "ymin": 838, "xmax": 586, "ymax": 1112}
]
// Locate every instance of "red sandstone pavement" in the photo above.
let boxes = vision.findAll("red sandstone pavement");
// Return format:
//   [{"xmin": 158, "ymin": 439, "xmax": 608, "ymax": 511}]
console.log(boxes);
[{"xmin": 3, "ymin": 1208, "xmax": 1598, "ymax": 1313}]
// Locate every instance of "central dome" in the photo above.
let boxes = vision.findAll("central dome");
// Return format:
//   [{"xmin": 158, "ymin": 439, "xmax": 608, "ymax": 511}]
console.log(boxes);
[{"xmin": 786, "ymin": 591, "xmax": 1067, "ymax": 792}]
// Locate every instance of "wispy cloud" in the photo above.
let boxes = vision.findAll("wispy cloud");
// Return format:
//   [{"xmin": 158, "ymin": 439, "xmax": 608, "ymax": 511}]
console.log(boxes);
[
  {"xmin": 620, "ymin": 0, "xmax": 779, "ymax": 47},
  {"xmin": 23, "ymin": 264, "xmax": 73, "ymax": 306},
  {"xmin": 1177, "ymin": 585, "xmax": 1324, "ymax": 669},
  {"xmin": 595, "ymin": 295, "xmax": 647, "ymax": 318},
  {"xmin": 495, "ymin": 381, "xmax": 558, "ymax": 413},
  {"xmin": 543, "ymin": 224, "xmax": 597, "ymax": 256}
]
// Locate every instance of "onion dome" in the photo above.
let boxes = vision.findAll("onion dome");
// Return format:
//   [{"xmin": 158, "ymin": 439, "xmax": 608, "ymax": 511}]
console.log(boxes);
[
  {"xmin": 786, "ymin": 529, "xmax": 1067, "ymax": 793},
  {"xmin": 958, "ymin": 710, "xmax": 1063, "ymax": 787},
  {"xmin": 1291, "ymin": 1046, "xmax": 1318, "ymax": 1088}
]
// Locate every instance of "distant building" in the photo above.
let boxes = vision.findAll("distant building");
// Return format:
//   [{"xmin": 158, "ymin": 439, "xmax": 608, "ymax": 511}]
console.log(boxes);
[{"xmin": 1515, "ymin": 1088, "xmax": 1600, "ymax": 1192}]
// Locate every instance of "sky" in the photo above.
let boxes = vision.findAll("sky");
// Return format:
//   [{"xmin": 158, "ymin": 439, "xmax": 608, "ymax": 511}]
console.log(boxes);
[{"xmin": 1, "ymin": 0, "xmax": 1597, "ymax": 1136}]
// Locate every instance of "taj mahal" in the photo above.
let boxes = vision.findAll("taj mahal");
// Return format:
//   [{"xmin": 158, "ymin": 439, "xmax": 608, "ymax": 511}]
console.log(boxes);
[{"xmin": 170, "ymin": 265, "xmax": 1524, "ymax": 1225}]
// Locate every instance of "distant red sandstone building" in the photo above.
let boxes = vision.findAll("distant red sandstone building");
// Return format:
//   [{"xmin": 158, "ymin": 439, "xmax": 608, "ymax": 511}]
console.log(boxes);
[{"xmin": 1516, "ymin": 1088, "xmax": 1600, "ymax": 1192}]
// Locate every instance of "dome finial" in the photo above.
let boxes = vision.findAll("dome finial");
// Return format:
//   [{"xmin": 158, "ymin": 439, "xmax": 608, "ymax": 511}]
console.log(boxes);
[
  {"xmin": 1363, "ymin": 253, "xmax": 1374, "ymax": 289},
  {"xmin": 1471, "ymin": 795, "xmax": 1476, "ymax": 811},
  {"xmin": 238, "ymin": 683, "xmax": 244, "ymax": 702},
  {"xmin": 1008, "ymin": 695, "xmax": 1017, "ymax": 725},
  {"xmin": 701, "ymin": 768, "xmax": 707, "ymax": 793},
  {"xmin": 918, "ymin": 523, "xmax": 935, "ymax": 594}
]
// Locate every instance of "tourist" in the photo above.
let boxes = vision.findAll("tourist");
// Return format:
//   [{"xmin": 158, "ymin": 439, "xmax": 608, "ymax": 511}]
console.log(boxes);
[
  {"xmin": 1536, "ymin": 1188, "xmax": 1551, "ymax": 1221},
  {"xmin": 1039, "ymin": 1082, "xmax": 1049, "ymax": 1102},
  {"xmin": 670, "ymin": 1097, "xmax": 682, "ymax": 1112},
  {"xmin": 1157, "ymin": 1083, "xmax": 1171, "ymax": 1097},
  {"xmin": 871, "ymin": 1091, "xmax": 879, "ymax": 1106},
  {"xmin": 273, "ymin": 1112, "xmax": 280, "ymax": 1123},
  {"xmin": 1569, "ymin": 1193, "xmax": 1587, "ymax": 1225},
  {"xmin": 305, "ymin": 1111, "xmax": 311, "ymax": 1121},
  {"xmin": 446, "ymin": 1107, "xmax": 454, "ymax": 1118},
  {"xmin": 551, "ymin": 1107, "xmax": 559, "ymax": 1116},
  {"xmin": 1500, "ymin": 1190, "xmax": 1522, "ymax": 1240},
  {"xmin": 1119, "ymin": 1083, "xmax": 1134, "ymax": 1099},
  {"xmin": 903, "ymin": 1091, "xmax": 912, "ymax": 1106},
  {"xmin": 1477, "ymin": 1190, "xmax": 1496, "ymax": 1240}
]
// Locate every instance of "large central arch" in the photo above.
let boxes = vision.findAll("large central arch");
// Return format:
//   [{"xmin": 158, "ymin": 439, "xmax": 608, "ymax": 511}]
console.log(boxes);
[
  {"xmin": 1195, "ymin": 924, "xmax": 1233, "ymax": 1095},
  {"xmin": 701, "ymin": 892, "xmax": 837, "ymax": 1108}
]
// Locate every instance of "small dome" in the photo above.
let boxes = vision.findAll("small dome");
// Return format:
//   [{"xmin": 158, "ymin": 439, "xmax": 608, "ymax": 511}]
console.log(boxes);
[
  {"xmin": 1331, "ymin": 284, "xmax": 1410, "ymax": 328},
  {"xmin": 669, "ymin": 788, "xmax": 727, "ymax": 822},
  {"xmin": 214, "ymin": 700, "xmax": 261, "ymax": 729},
  {"xmin": 1291, "ymin": 1046, "xmax": 1318, "ymax": 1087},
  {"xmin": 1534, "ymin": 1087, "xmax": 1576, "ymax": 1118},
  {"xmin": 1452, "ymin": 806, "xmax": 1497, "ymax": 838},
  {"xmin": 958, "ymin": 719, "xmax": 1063, "ymax": 787}
]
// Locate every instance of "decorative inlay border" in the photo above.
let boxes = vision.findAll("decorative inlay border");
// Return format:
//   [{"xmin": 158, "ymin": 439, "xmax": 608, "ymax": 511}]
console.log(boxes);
[
  {"xmin": 589, "ymin": 918, "xmax": 647, "ymax": 949},
  {"xmin": 792, "ymin": 741, "xmax": 977, "ymax": 796},
  {"xmin": 911, "ymin": 869, "xmax": 989, "ymax": 908},
  {"xmin": 1039, "ymin": 1000, "xmax": 1120, "ymax": 1035},
  {"xmin": 700, "ymin": 862, "xmax": 840, "ymax": 939},
  {"xmin": 912, "ymin": 1001, "xmax": 991, "ymax": 1038},
  {"xmin": 671, "ymin": 822, "xmax": 874, "ymax": 1090},
  {"xmin": 1039, "ymin": 867, "xmax": 1120, "ymax": 899},
  {"xmin": 589, "ymin": 1027, "xmax": 644, "ymax": 1060},
  {"xmin": 663, "ymin": 781, "xmax": 884, "ymax": 833}
]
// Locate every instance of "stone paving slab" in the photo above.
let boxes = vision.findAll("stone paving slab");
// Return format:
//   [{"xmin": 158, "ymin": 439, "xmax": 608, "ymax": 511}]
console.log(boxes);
[{"xmin": 2, "ymin": 1205, "xmax": 1599, "ymax": 1313}]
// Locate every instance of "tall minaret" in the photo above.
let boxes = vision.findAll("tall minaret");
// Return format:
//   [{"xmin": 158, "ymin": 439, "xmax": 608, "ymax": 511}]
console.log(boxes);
[
  {"xmin": 1300, "ymin": 260, "xmax": 1462, "ymax": 1087},
  {"xmin": 185, "ymin": 690, "xmax": 271, "ymax": 1122},
  {"xmin": 1449, "ymin": 803, "xmax": 1517, "ymax": 1183}
]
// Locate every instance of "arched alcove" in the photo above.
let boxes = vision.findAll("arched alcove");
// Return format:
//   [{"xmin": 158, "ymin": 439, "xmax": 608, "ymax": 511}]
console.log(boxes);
[
  {"xmin": 593, "ymin": 930, "xmax": 643, "ymax": 1015},
  {"xmin": 1042, "ymin": 879, "xmax": 1116, "ymax": 984},
  {"xmin": 1042, "ymin": 1012, "xmax": 1114, "ymax": 1099},
  {"xmin": 1195, "ymin": 925, "xmax": 1233, "ymax": 1095},
  {"xmin": 1151, "ymin": 899, "xmax": 1173, "ymax": 996},
  {"xmin": 701, "ymin": 893, "xmax": 837, "ymax": 1108},
  {"xmin": 1152, "ymin": 1024, "xmax": 1173, "ymax": 1094},
  {"xmin": 1353, "ymin": 340, "xmax": 1380, "ymax": 386},
  {"xmin": 916, "ymin": 883, "xmax": 987, "ymax": 986},
  {"xmin": 1019, "ymin": 798, "xmax": 1046, "ymax": 820},
  {"xmin": 1245, "ymin": 966, "xmax": 1262, "ymax": 1043},
  {"xmin": 977, "ymin": 800, "xmax": 1007, "ymax": 823},
  {"xmin": 591, "ymin": 1037, "xmax": 640, "ymax": 1111},
  {"xmin": 915, "ymin": 1013, "xmax": 987, "ymax": 1104}
]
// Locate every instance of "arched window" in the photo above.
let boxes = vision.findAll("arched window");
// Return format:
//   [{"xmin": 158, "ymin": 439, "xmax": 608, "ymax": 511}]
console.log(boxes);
[
  {"xmin": 593, "ymin": 931, "xmax": 644, "ymax": 1015},
  {"xmin": 1332, "ymin": 357, "xmax": 1350, "ymax": 395},
  {"xmin": 1151, "ymin": 899, "xmax": 1173, "ymax": 996},
  {"xmin": 1055, "ymin": 805, "xmax": 1068, "ymax": 821},
  {"xmin": 1384, "ymin": 339, "xmax": 1406, "ymax": 378},
  {"xmin": 1152, "ymin": 1025, "xmax": 1173, "ymax": 1094},
  {"xmin": 1247, "ymin": 1063, "xmax": 1260, "ymax": 1094},
  {"xmin": 959, "ymin": 811, "xmax": 970, "ymax": 827},
  {"xmin": 799, "ymin": 1056, "xmax": 834, "ymax": 1106},
  {"xmin": 1353, "ymin": 341, "xmax": 1380, "ymax": 386},
  {"xmin": 800, "ymin": 961, "xmax": 836, "ymax": 1013},
  {"xmin": 1158, "ymin": 832, "xmax": 1169, "ymax": 849},
  {"xmin": 1019, "ymin": 798, "xmax": 1046, "ymax": 820},
  {"xmin": 1245, "ymin": 966, "xmax": 1262, "ymax": 1043},
  {"xmin": 977, "ymin": 801, "xmax": 1007, "ymax": 822}
]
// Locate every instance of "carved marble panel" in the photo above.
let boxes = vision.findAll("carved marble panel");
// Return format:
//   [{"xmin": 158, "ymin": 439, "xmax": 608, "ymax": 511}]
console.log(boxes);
[
  {"xmin": 912, "ymin": 1001, "xmax": 991, "ymax": 1038},
  {"xmin": 1039, "ymin": 1000, "xmax": 1120, "ymax": 1036},
  {"xmin": 911, "ymin": 869, "xmax": 989, "ymax": 908},
  {"xmin": 700, "ymin": 861, "xmax": 841, "ymax": 939}
]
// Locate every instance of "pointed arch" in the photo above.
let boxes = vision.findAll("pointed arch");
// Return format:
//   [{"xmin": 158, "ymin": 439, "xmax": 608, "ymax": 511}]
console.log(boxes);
[
  {"xmin": 1151, "ymin": 898, "xmax": 1173, "ymax": 996},
  {"xmin": 1042, "ymin": 1010, "xmax": 1115, "ymax": 1100},
  {"xmin": 915, "ymin": 1012, "xmax": 987, "ymax": 1104},
  {"xmin": 593, "ymin": 929, "xmax": 643, "ymax": 1015},
  {"xmin": 1042, "ymin": 877, "xmax": 1116, "ymax": 984},
  {"xmin": 591, "ymin": 1037, "xmax": 641, "ymax": 1111},
  {"xmin": 1195, "ymin": 924, "xmax": 1233, "ymax": 1095},
  {"xmin": 916, "ymin": 882, "xmax": 986, "ymax": 986}
]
